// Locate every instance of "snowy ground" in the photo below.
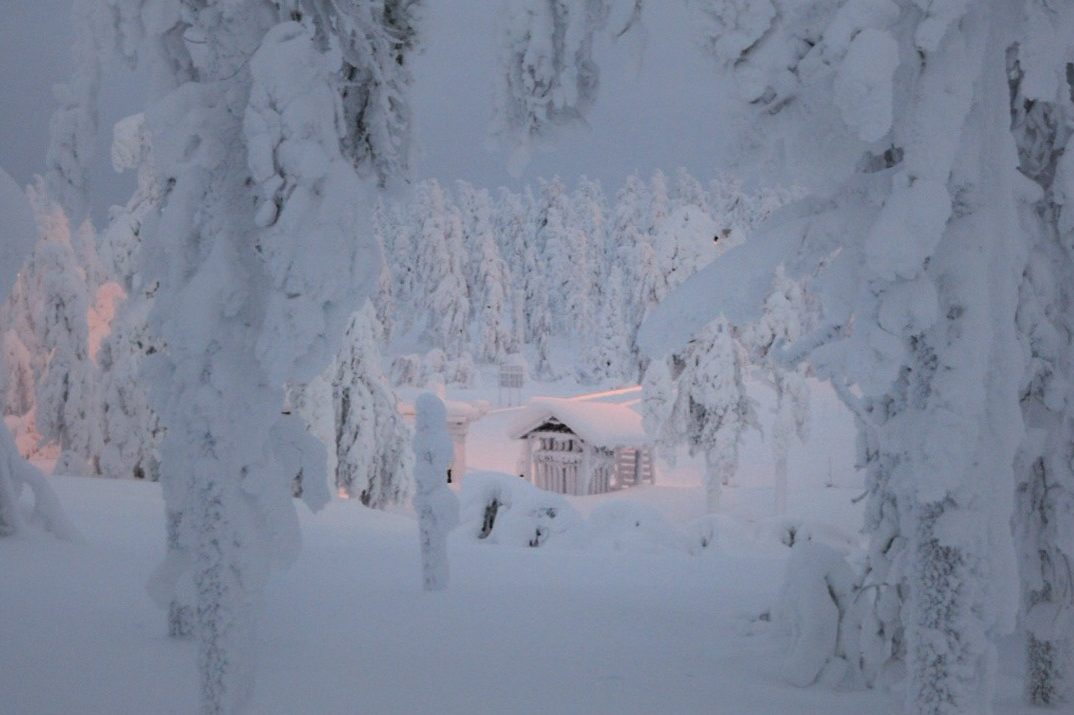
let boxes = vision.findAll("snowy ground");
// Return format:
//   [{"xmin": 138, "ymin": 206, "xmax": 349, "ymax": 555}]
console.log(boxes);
[{"xmin": 0, "ymin": 375, "xmax": 1041, "ymax": 713}]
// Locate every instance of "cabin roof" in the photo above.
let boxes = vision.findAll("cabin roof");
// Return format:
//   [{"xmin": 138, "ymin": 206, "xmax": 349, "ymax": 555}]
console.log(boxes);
[{"xmin": 508, "ymin": 398, "xmax": 652, "ymax": 449}]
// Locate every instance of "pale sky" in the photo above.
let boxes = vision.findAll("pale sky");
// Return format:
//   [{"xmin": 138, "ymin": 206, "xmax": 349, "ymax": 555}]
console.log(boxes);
[{"xmin": 0, "ymin": 0, "xmax": 734, "ymax": 222}]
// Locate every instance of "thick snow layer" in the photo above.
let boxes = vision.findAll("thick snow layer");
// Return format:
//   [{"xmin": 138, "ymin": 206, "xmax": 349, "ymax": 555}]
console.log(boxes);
[
  {"xmin": 508, "ymin": 397, "xmax": 651, "ymax": 448},
  {"xmin": 833, "ymin": 29, "xmax": 899, "ymax": 142},
  {"xmin": 1, "ymin": 474, "xmax": 1040, "ymax": 714}
]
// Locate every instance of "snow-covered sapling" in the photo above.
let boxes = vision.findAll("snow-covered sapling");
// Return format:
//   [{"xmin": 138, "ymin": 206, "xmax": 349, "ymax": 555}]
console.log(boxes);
[{"xmin": 412, "ymin": 393, "xmax": 460, "ymax": 591}]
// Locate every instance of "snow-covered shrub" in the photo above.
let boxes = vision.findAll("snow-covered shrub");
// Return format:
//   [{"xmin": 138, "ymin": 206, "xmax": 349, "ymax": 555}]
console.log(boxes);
[
  {"xmin": 772, "ymin": 542, "xmax": 857, "ymax": 688},
  {"xmin": 334, "ymin": 304, "xmax": 412, "ymax": 508},
  {"xmin": 760, "ymin": 517, "xmax": 861, "ymax": 554},
  {"xmin": 458, "ymin": 471, "xmax": 582, "ymax": 548}
]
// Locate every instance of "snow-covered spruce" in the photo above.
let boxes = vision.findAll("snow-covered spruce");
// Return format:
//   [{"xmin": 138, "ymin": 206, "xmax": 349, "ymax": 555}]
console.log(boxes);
[
  {"xmin": 90, "ymin": 3, "xmax": 423, "ymax": 712},
  {"xmin": 743, "ymin": 268, "xmax": 812, "ymax": 515},
  {"xmin": 27, "ymin": 180, "xmax": 102, "ymax": 476},
  {"xmin": 644, "ymin": 317, "xmax": 755, "ymax": 512},
  {"xmin": 97, "ymin": 113, "xmax": 163, "ymax": 481},
  {"xmin": 1008, "ymin": 19, "xmax": 1074, "ymax": 705},
  {"xmin": 411, "ymin": 393, "xmax": 460, "ymax": 591},
  {"xmin": 639, "ymin": 3, "xmax": 1052, "ymax": 712},
  {"xmin": 334, "ymin": 303, "xmax": 412, "ymax": 508},
  {"xmin": 0, "ymin": 166, "xmax": 73, "ymax": 539}
]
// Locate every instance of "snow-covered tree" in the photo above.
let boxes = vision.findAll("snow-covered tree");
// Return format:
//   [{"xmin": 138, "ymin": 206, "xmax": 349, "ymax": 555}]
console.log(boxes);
[
  {"xmin": 0, "ymin": 166, "xmax": 73, "ymax": 540},
  {"xmin": 648, "ymin": 168, "xmax": 670, "ymax": 232},
  {"xmin": 609, "ymin": 173, "xmax": 657, "ymax": 377},
  {"xmin": 1008, "ymin": 21, "xmax": 1074, "ymax": 705},
  {"xmin": 335, "ymin": 304, "xmax": 412, "ymax": 508},
  {"xmin": 97, "ymin": 113, "xmax": 163, "ymax": 481},
  {"xmin": 539, "ymin": 178, "xmax": 593, "ymax": 341},
  {"xmin": 660, "ymin": 317, "xmax": 754, "ymax": 512},
  {"xmin": 495, "ymin": 187, "xmax": 532, "ymax": 288},
  {"xmin": 458, "ymin": 182, "xmax": 512, "ymax": 362},
  {"xmin": 573, "ymin": 176, "xmax": 609, "ymax": 295},
  {"xmin": 370, "ymin": 201, "xmax": 398, "ymax": 341},
  {"xmin": 640, "ymin": 355, "xmax": 676, "ymax": 455},
  {"xmin": 585, "ymin": 265, "xmax": 632, "ymax": 383},
  {"xmin": 2, "ymin": 330, "xmax": 34, "ymax": 420},
  {"xmin": 744, "ymin": 267, "xmax": 811, "ymax": 515},
  {"xmin": 672, "ymin": 166, "xmax": 709, "ymax": 214},
  {"xmin": 92, "ymin": 3, "xmax": 423, "ymax": 711},
  {"xmin": 412, "ymin": 392, "xmax": 459, "ymax": 591},
  {"xmin": 493, "ymin": 0, "xmax": 613, "ymax": 173},
  {"xmin": 413, "ymin": 179, "xmax": 470, "ymax": 358},
  {"xmin": 44, "ymin": 0, "xmax": 104, "ymax": 222},
  {"xmin": 27, "ymin": 181, "xmax": 102, "ymax": 476},
  {"xmin": 641, "ymin": 3, "xmax": 1058, "ymax": 711}
]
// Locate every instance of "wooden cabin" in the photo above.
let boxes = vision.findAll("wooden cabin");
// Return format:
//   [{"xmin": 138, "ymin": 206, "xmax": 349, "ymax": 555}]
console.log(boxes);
[{"xmin": 509, "ymin": 398, "xmax": 655, "ymax": 496}]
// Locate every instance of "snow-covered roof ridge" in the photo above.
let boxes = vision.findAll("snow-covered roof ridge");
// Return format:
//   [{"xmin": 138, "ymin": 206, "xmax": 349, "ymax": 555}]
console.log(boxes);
[{"xmin": 508, "ymin": 397, "xmax": 652, "ymax": 449}]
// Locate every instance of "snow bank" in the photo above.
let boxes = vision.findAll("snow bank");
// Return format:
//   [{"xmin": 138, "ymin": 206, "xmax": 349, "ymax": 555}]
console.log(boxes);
[
  {"xmin": 458, "ymin": 471, "xmax": 583, "ymax": 548},
  {"xmin": 455, "ymin": 472, "xmax": 835, "ymax": 556},
  {"xmin": 584, "ymin": 500, "xmax": 688, "ymax": 553}
]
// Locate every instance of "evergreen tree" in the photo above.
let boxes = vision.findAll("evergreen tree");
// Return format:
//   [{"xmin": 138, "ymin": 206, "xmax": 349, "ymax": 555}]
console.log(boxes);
[
  {"xmin": 94, "ymin": 3, "xmax": 424, "ymax": 711},
  {"xmin": 413, "ymin": 179, "xmax": 470, "ymax": 359},
  {"xmin": 493, "ymin": 0, "xmax": 613, "ymax": 173},
  {"xmin": 335, "ymin": 304, "xmax": 412, "ymax": 507},
  {"xmin": 0, "ymin": 166, "xmax": 73, "ymax": 540},
  {"xmin": 27, "ymin": 181, "xmax": 102, "ymax": 476}
]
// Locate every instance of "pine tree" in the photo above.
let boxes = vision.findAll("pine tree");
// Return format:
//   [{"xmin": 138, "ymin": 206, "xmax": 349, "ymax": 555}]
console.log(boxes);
[
  {"xmin": 669, "ymin": 318, "xmax": 755, "ymax": 512},
  {"xmin": 95, "ymin": 4, "xmax": 424, "ymax": 711},
  {"xmin": 335, "ymin": 304, "xmax": 412, "ymax": 508},
  {"xmin": 457, "ymin": 182, "xmax": 512, "ymax": 361},
  {"xmin": 0, "ymin": 166, "xmax": 74, "ymax": 540},
  {"xmin": 27, "ymin": 181, "xmax": 102, "ymax": 476},
  {"xmin": 585, "ymin": 265, "xmax": 631, "ymax": 383},
  {"xmin": 1008, "ymin": 28, "xmax": 1074, "ymax": 706},
  {"xmin": 672, "ymin": 167, "xmax": 709, "ymax": 215},
  {"xmin": 97, "ymin": 112, "xmax": 163, "ymax": 481},
  {"xmin": 640, "ymin": 3, "xmax": 1049, "ymax": 710},
  {"xmin": 413, "ymin": 179, "xmax": 470, "ymax": 359},
  {"xmin": 743, "ymin": 267, "xmax": 811, "ymax": 513}
]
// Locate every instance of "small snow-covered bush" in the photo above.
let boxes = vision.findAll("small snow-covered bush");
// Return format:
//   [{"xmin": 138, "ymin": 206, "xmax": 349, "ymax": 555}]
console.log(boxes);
[
  {"xmin": 762, "ymin": 516, "xmax": 860, "ymax": 553},
  {"xmin": 772, "ymin": 542, "xmax": 857, "ymax": 688},
  {"xmin": 458, "ymin": 471, "xmax": 582, "ymax": 548},
  {"xmin": 680, "ymin": 513, "xmax": 756, "ymax": 555}
]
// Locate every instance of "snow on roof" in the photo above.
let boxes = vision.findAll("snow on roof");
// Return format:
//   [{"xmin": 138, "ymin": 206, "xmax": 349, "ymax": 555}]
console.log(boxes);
[{"xmin": 508, "ymin": 398, "xmax": 652, "ymax": 449}]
